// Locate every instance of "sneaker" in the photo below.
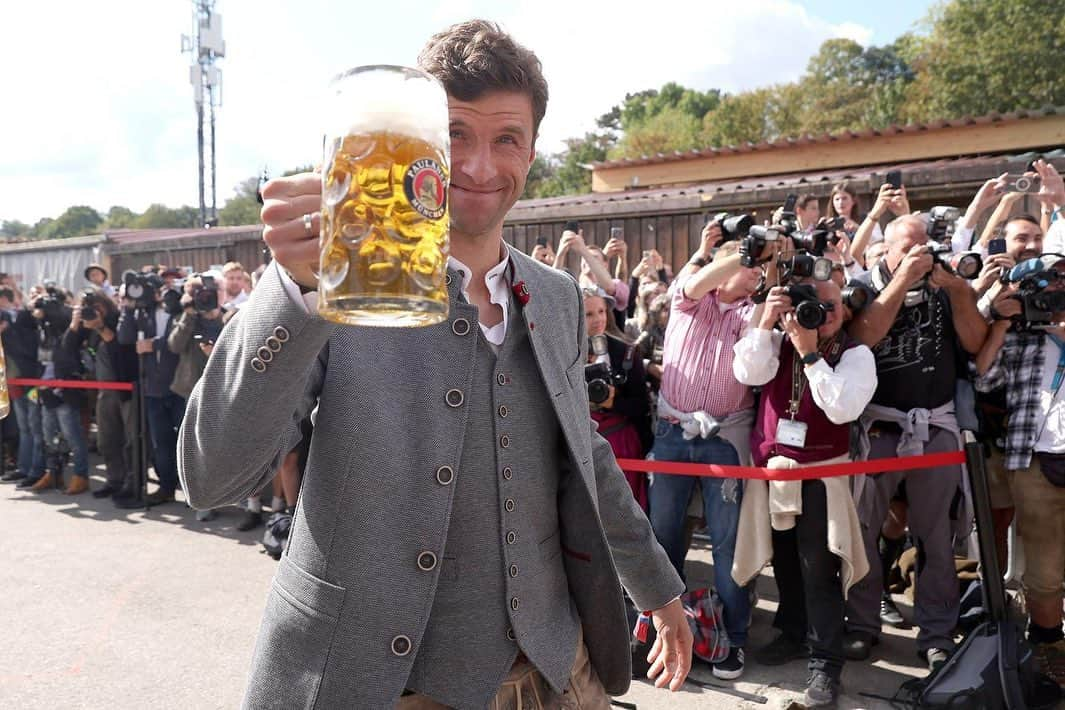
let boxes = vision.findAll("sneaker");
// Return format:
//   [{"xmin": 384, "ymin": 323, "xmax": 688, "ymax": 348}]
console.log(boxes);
[
  {"xmin": 712, "ymin": 647, "xmax": 745, "ymax": 680},
  {"xmin": 236, "ymin": 509, "xmax": 264, "ymax": 532},
  {"xmin": 195, "ymin": 508, "xmax": 218, "ymax": 522},
  {"xmin": 1033, "ymin": 640, "xmax": 1065, "ymax": 686},
  {"xmin": 0, "ymin": 471, "xmax": 26, "ymax": 483},
  {"xmin": 753, "ymin": 633, "xmax": 808, "ymax": 666},
  {"xmin": 923, "ymin": 647, "xmax": 950, "ymax": 673},
  {"xmin": 842, "ymin": 631, "xmax": 879, "ymax": 661},
  {"xmin": 16, "ymin": 476, "xmax": 41, "ymax": 490},
  {"xmin": 880, "ymin": 594, "xmax": 908, "ymax": 627},
  {"xmin": 92, "ymin": 484, "xmax": 118, "ymax": 499},
  {"xmin": 803, "ymin": 670, "xmax": 840, "ymax": 708}
]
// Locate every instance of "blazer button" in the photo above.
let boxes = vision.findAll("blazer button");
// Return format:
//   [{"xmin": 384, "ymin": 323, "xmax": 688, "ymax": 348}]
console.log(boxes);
[
  {"xmin": 504, "ymin": 499, "xmax": 515, "ymax": 513},
  {"xmin": 509, "ymin": 564, "xmax": 518, "ymax": 578},
  {"xmin": 499, "ymin": 434, "xmax": 510, "ymax": 449},
  {"xmin": 511, "ymin": 597, "xmax": 520, "ymax": 611},
  {"xmin": 451, "ymin": 318, "xmax": 470, "ymax": 336},
  {"xmin": 445, "ymin": 273, "xmax": 453, "ymax": 286},
  {"xmin": 436, "ymin": 465, "xmax": 454, "ymax": 485},
  {"xmin": 502, "ymin": 467, "xmax": 513, "ymax": 480},
  {"xmin": 250, "ymin": 357, "xmax": 266, "ymax": 373},
  {"xmin": 417, "ymin": 551, "xmax": 438, "ymax": 571},
  {"xmin": 391, "ymin": 635, "xmax": 412, "ymax": 657},
  {"xmin": 498, "ymin": 405, "xmax": 509, "ymax": 418},
  {"xmin": 445, "ymin": 389, "xmax": 464, "ymax": 408},
  {"xmin": 265, "ymin": 336, "xmax": 283, "ymax": 352},
  {"xmin": 506, "ymin": 531, "xmax": 517, "ymax": 545},
  {"xmin": 273, "ymin": 326, "xmax": 290, "ymax": 343},
  {"xmin": 497, "ymin": 373, "xmax": 509, "ymax": 386},
  {"xmin": 506, "ymin": 627, "xmax": 516, "ymax": 641},
  {"xmin": 256, "ymin": 346, "xmax": 274, "ymax": 363}
]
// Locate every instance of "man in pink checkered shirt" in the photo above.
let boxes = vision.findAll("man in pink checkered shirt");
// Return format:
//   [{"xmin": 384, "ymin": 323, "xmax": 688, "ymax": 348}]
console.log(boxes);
[{"xmin": 647, "ymin": 228, "xmax": 763, "ymax": 680}]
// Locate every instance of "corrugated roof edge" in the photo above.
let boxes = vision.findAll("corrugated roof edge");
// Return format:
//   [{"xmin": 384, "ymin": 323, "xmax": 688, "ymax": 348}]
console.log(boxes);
[{"xmin": 589, "ymin": 105, "xmax": 1064, "ymax": 171}]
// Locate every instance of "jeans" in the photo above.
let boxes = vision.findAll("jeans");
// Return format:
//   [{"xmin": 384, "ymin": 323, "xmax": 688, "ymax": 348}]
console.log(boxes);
[
  {"xmin": 11, "ymin": 392, "xmax": 44, "ymax": 478},
  {"xmin": 41, "ymin": 402, "xmax": 89, "ymax": 477},
  {"xmin": 96, "ymin": 391, "xmax": 132, "ymax": 489},
  {"xmin": 145, "ymin": 393, "xmax": 186, "ymax": 493},
  {"xmin": 647, "ymin": 420, "xmax": 749, "ymax": 648}
]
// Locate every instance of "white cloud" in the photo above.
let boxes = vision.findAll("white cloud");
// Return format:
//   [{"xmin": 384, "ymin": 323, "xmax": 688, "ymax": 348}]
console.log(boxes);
[{"xmin": 0, "ymin": 0, "xmax": 872, "ymax": 224}]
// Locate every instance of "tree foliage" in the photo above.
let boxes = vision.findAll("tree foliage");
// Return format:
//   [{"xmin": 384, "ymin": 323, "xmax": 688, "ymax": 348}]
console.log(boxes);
[{"xmin": 218, "ymin": 176, "xmax": 263, "ymax": 226}]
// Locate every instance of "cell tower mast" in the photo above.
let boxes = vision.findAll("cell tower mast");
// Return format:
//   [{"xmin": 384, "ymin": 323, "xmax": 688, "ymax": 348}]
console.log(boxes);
[{"xmin": 182, "ymin": 1, "xmax": 225, "ymax": 227}]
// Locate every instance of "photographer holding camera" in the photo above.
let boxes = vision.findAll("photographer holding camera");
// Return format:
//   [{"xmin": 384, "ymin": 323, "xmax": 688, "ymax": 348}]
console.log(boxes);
[
  {"xmin": 1, "ymin": 286, "xmax": 46, "ymax": 487},
  {"xmin": 974, "ymin": 254, "xmax": 1065, "ymax": 682},
  {"xmin": 27, "ymin": 286, "xmax": 91, "ymax": 494},
  {"xmin": 844, "ymin": 214, "xmax": 987, "ymax": 670},
  {"xmin": 582, "ymin": 287, "xmax": 652, "ymax": 509},
  {"xmin": 167, "ymin": 275, "xmax": 225, "ymax": 520},
  {"xmin": 78, "ymin": 289, "xmax": 139, "ymax": 502},
  {"xmin": 647, "ymin": 234, "xmax": 760, "ymax": 680},
  {"xmin": 118, "ymin": 269, "xmax": 183, "ymax": 506},
  {"xmin": 731, "ymin": 277, "xmax": 876, "ymax": 708}
]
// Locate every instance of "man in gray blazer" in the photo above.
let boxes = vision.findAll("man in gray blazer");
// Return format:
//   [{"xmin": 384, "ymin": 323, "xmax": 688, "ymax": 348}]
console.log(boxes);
[{"xmin": 179, "ymin": 19, "xmax": 691, "ymax": 709}]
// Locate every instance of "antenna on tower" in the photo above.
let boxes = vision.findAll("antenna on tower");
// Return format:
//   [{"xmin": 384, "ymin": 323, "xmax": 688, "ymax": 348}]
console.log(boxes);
[{"xmin": 182, "ymin": 0, "xmax": 225, "ymax": 228}]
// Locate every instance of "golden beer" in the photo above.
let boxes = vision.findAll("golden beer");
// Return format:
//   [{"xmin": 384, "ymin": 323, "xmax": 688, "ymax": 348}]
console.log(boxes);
[{"xmin": 318, "ymin": 65, "xmax": 450, "ymax": 327}]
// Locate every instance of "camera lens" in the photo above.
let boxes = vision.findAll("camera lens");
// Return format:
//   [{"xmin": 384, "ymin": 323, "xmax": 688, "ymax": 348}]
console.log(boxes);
[{"xmin": 795, "ymin": 300, "xmax": 827, "ymax": 329}]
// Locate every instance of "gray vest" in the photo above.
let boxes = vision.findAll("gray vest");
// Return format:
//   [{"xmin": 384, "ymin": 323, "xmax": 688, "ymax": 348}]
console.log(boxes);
[{"xmin": 405, "ymin": 307, "xmax": 580, "ymax": 708}]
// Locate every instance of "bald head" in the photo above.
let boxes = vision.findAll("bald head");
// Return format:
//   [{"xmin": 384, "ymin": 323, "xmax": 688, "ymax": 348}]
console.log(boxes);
[{"xmin": 885, "ymin": 214, "xmax": 929, "ymax": 272}]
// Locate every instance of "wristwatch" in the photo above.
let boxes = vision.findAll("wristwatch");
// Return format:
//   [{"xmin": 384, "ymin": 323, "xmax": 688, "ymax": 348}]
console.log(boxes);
[
  {"xmin": 800, "ymin": 351, "xmax": 823, "ymax": 366},
  {"xmin": 690, "ymin": 256, "xmax": 710, "ymax": 268}
]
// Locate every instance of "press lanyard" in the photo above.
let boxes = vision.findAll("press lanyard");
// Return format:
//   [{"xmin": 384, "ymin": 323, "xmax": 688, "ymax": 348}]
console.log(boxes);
[{"xmin": 788, "ymin": 333, "xmax": 844, "ymax": 420}]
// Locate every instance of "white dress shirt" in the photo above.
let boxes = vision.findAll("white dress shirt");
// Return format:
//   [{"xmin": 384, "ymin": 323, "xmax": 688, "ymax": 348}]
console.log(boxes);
[
  {"xmin": 277, "ymin": 251, "xmax": 512, "ymax": 349},
  {"xmin": 1034, "ymin": 337, "xmax": 1065, "ymax": 454},
  {"xmin": 732, "ymin": 327, "xmax": 878, "ymax": 425}
]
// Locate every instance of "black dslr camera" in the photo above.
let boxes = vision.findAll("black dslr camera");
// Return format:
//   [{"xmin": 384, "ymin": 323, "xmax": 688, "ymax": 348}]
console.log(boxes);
[
  {"xmin": 925, "ymin": 206, "xmax": 982, "ymax": 280},
  {"xmin": 122, "ymin": 270, "xmax": 164, "ymax": 310},
  {"xmin": 740, "ymin": 194, "xmax": 830, "ymax": 268},
  {"xmin": 79, "ymin": 289, "xmax": 104, "ymax": 322},
  {"xmin": 33, "ymin": 282, "xmax": 67, "ymax": 314},
  {"xmin": 190, "ymin": 275, "xmax": 220, "ymax": 313},
  {"xmin": 785, "ymin": 284, "xmax": 835, "ymax": 330},
  {"xmin": 584, "ymin": 334, "xmax": 628, "ymax": 405},
  {"xmin": 705, "ymin": 212, "xmax": 754, "ymax": 244},
  {"xmin": 1003, "ymin": 256, "xmax": 1065, "ymax": 329}
]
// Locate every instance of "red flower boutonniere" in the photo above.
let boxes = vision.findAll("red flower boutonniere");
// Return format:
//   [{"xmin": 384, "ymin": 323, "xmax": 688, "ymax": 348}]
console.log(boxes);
[{"xmin": 512, "ymin": 280, "xmax": 530, "ymax": 307}]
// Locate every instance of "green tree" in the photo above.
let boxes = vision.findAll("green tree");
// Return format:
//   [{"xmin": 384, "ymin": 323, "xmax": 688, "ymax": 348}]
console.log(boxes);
[
  {"xmin": 1, "ymin": 220, "xmax": 30, "ymax": 238},
  {"xmin": 30, "ymin": 217, "xmax": 57, "ymax": 240},
  {"xmin": 521, "ymin": 153, "xmax": 556, "ymax": 200},
  {"xmin": 903, "ymin": 0, "xmax": 1065, "ymax": 120},
  {"xmin": 219, "ymin": 176, "xmax": 263, "ymax": 226},
  {"xmin": 134, "ymin": 204, "xmax": 200, "ymax": 229},
  {"xmin": 103, "ymin": 206, "xmax": 138, "ymax": 229},
  {"xmin": 49, "ymin": 205, "xmax": 102, "ymax": 238},
  {"xmin": 531, "ymin": 133, "xmax": 614, "ymax": 198},
  {"xmin": 611, "ymin": 106, "xmax": 703, "ymax": 158},
  {"xmin": 701, "ymin": 88, "xmax": 773, "ymax": 147}
]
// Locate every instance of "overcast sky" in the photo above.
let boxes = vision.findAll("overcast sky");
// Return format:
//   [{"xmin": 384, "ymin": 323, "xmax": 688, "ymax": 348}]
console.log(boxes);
[{"xmin": 0, "ymin": 0, "xmax": 932, "ymax": 225}]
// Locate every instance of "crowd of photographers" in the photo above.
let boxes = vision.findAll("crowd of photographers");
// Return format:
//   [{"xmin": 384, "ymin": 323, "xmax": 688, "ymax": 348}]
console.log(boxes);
[
  {"xmin": 537, "ymin": 159, "xmax": 1065, "ymax": 704},
  {"xmin": 2, "ymin": 161, "xmax": 1064, "ymax": 702},
  {"xmin": 0, "ymin": 260, "xmax": 298, "ymax": 531}
]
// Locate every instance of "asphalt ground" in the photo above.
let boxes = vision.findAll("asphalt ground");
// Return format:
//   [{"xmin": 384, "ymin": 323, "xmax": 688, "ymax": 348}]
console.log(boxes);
[{"xmin": 0, "ymin": 457, "xmax": 936, "ymax": 710}]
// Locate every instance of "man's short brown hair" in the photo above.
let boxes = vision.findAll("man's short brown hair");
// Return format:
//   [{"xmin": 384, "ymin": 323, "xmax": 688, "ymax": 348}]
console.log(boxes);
[
  {"xmin": 222, "ymin": 261, "xmax": 245, "ymax": 276},
  {"xmin": 418, "ymin": 20, "xmax": 549, "ymax": 137}
]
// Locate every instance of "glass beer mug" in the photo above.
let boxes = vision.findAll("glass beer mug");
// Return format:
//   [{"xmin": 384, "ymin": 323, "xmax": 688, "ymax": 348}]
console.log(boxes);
[{"xmin": 318, "ymin": 65, "xmax": 451, "ymax": 327}]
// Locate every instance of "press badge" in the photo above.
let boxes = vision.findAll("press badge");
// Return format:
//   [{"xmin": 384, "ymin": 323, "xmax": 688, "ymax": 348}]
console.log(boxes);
[{"xmin": 776, "ymin": 419, "xmax": 808, "ymax": 447}]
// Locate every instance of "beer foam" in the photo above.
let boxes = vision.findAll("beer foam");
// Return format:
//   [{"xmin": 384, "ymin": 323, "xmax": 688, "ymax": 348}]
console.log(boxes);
[{"xmin": 325, "ymin": 66, "xmax": 449, "ymax": 148}]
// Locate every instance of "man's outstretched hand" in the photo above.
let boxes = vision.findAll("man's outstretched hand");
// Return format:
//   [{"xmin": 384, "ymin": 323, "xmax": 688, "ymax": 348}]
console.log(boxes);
[{"xmin": 646, "ymin": 598, "xmax": 693, "ymax": 691}]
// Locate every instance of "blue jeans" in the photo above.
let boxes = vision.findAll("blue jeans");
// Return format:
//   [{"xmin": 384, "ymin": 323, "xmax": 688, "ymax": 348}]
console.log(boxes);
[
  {"xmin": 42, "ymin": 402, "xmax": 89, "ymax": 477},
  {"xmin": 145, "ymin": 393, "xmax": 186, "ymax": 493},
  {"xmin": 647, "ymin": 420, "xmax": 749, "ymax": 648},
  {"xmin": 12, "ymin": 392, "xmax": 44, "ymax": 478}
]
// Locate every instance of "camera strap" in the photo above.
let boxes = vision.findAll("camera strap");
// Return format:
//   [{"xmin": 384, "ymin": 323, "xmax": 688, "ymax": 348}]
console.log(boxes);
[{"xmin": 787, "ymin": 333, "xmax": 844, "ymax": 419}]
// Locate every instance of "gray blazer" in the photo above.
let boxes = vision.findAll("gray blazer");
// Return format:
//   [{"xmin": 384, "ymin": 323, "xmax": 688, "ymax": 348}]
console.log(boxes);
[{"xmin": 179, "ymin": 246, "xmax": 684, "ymax": 707}]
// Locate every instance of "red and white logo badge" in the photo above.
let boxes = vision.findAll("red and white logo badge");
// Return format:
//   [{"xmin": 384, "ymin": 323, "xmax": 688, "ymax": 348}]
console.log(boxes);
[{"xmin": 404, "ymin": 158, "xmax": 447, "ymax": 220}]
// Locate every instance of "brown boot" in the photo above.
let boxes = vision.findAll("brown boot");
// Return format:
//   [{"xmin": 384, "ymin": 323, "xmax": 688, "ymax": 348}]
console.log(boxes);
[
  {"xmin": 29, "ymin": 471, "xmax": 57, "ymax": 492},
  {"xmin": 64, "ymin": 475, "xmax": 89, "ymax": 495}
]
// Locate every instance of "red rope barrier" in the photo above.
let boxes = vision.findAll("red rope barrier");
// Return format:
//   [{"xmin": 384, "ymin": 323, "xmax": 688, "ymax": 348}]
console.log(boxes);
[
  {"xmin": 615, "ymin": 450, "xmax": 967, "ymax": 481},
  {"xmin": 8, "ymin": 378, "xmax": 135, "ymax": 393}
]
